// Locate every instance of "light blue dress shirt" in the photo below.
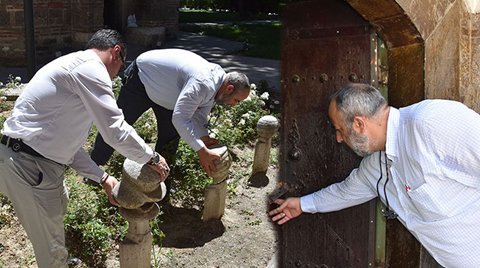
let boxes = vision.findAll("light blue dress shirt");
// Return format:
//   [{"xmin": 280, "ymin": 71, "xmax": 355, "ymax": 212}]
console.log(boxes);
[
  {"xmin": 136, "ymin": 49, "xmax": 226, "ymax": 152},
  {"xmin": 301, "ymin": 100, "xmax": 480, "ymax": 267},
  {"xmin": 1, "ymin": 49, "xmax": 153, "ymax": 182}
]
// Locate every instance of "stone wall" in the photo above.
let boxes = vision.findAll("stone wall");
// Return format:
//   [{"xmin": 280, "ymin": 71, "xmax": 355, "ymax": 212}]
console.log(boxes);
[
  {"xmin": 348, "ymin": 0, "xmax": 480, "ymax": 113},
  {"xmin": 0, "ymin": 0, "xmax": 179, "ymax": 67},
  {"xmin": 125, "ymin": 0, "xmax": 179, "ymax": 39},
  {"xmin": 460, "ymin": 4, "xmax": 480, "ymax": 112},
  {"xmin": 0, "ymin": 0, "xmax": 103, "ymax": 67},
  {"xmin": 394, "ymin": 0, "xmax": 480, "ymax": 112}
]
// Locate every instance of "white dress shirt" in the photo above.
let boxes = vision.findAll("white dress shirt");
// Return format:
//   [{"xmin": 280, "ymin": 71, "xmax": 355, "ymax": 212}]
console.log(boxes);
[
  {"xmin": 1, "ymin": 49, "xmax": 153, "ymax": 182},
  {"xmin": 301, "ymin": 100, "xmax": 480, "ymax": 268},
  {"xmin": 136, "ymin": 49, "xmax": 226, "ymax": 152}
]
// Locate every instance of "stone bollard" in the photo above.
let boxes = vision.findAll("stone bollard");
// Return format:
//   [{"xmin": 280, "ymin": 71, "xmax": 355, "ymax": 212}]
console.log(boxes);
[
  {"xmin": 252, "ymin": 115, "xmax": 280, "ymax": 175},
  {"xmin": 113, "ymin": 158, "xmax": 167, "ymax": 268},
  {"xmin": 203, "ymin": 144, "xmax": 231, "ymax": 222}
]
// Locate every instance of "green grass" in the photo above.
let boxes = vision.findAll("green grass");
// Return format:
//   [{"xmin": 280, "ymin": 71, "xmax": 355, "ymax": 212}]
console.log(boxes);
[
  {"xmin": 179, "ymin": 9, "xmax": 278, "ymax": 23},
  {"xmin": 180, "ymin": 23, "xmax": 280, "ymax": 60}
]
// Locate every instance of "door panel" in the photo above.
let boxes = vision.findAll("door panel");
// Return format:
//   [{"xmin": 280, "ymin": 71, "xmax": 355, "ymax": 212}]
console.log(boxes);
[{"xmin": 279, "ymin": 0, "xmax": 377, "ymax": 267}]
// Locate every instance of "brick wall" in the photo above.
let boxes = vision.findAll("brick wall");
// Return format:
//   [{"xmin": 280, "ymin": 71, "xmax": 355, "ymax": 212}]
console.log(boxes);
[{"xmin": 0, "ymin": 0, "xmax": 179, "ymax": 67}]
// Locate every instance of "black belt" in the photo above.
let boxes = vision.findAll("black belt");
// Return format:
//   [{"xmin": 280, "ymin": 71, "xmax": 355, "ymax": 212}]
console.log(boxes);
[
  {"xmin": 1, "ymin": 135, "xmax": 46, "ymax": 159},
  {"xmin": 123, "ymin": 60, "xmax": 139, "ymax": 85}
]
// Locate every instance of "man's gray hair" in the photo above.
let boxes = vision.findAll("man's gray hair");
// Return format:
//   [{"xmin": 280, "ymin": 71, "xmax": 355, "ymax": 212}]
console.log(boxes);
[
  {"xmin": 227, "ymin": 72, "xmax": 250, "ymax": 93},
  {"xmin": 330, "ymin": 83, "xmax": 387, "ymax": 126}
]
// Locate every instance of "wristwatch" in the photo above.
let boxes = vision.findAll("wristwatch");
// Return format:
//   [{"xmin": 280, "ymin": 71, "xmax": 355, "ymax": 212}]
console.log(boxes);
[{"xmin": 148, "ymin": 151, "xmax": 160, "ymax": 166}]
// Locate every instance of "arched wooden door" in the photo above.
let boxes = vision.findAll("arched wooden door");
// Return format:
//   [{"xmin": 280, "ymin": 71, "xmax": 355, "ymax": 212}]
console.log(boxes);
[{"xmin": 278, "ymin": 0, "xmax": 378, "ymax": 267}]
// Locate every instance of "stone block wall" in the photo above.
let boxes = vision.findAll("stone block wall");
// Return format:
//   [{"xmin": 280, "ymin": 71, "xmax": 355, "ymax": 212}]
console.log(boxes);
[
  {"xmin": 0, "ymin": 1, "xmax": 29, "ymax": 67},
  {"xmin": 397, "ymin": 0, "xmax": 480, "ymax": 113},
  {"xmin": 126, "ymin": 0, "xmax": 179, "ymax": 39},
  {"xmin": 0, "ymin": 0, "xmax": 179, "ymax": 67},
  {"xmin": 0, "ymin": 0, "xmax": 103, "ymax": 67}
]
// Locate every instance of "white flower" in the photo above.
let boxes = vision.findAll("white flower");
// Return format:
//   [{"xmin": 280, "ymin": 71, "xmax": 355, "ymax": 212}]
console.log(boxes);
[
  {"xmin": 270, "ymin": 105, "xmax": 275, "ymax": 109},
  {"xmin": 260, "ymin": 92, "xmax": 269, "ymax": 100},
  {"xmin": 212, "ymin": 128, "xmax": 219, "ymax": 134},
  {"xmin": 274, "ymin": 100, "xmax": 280, "ymax": 105},
  {"xmin": 210, "ymin": 133, "xmax": 216, "ymax": 139},
  {"xmin": 249, "ymin": 90, "xmax": 257, "ymax": 99},
  {"xmin": 242, "ymin": 113, "xmax": 250, "ymax": 119},
  {"xmin": 250, "ymin": 83, "xmax": 257, "ymax": 90},
  {"xmin": 15, "ymin": 76, "xmax": 21, "ymax": 82},
  {"xmin": 224, "ymin": 119, "xmax": 232, "ymax": 126},
  {"xmin": 239, "ymin": 119, "xmax": 246, "ymax": 125},
  {"xmin": 260, "ymin": 100, "xmax": 265, "ymax": 106}
]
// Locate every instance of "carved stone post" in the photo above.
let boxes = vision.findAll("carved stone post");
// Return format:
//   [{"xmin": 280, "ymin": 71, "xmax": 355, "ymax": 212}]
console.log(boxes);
[
  {"xmin": 252, "ymin": 115, "xmax": 280, "ymax": 175},
  {"xmin": 203, "ymin": 144, "xmax": 231, "ymax": 222},
  {"xmin": 113, "ymin": 158, "xmax": 167, "ymax": 268}
]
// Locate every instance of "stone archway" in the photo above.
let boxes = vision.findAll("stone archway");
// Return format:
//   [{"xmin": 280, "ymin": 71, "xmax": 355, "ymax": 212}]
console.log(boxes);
[
  {"xmin": 347, "ymin": 0, "xmax": 480, "ymax": 112},
  {"xmin": 346, "ymin": 0, "xmax": 425, "ymax": 108}
]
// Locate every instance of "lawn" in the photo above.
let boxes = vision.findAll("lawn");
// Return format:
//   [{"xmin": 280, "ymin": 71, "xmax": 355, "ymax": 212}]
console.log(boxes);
[
  {"xmin": 179, "ymin": 9, "xmax": 278, "ymax": 23},
  {"xmin": 179, "ymin": 9, "xmax": 280, "ymax": 60}
]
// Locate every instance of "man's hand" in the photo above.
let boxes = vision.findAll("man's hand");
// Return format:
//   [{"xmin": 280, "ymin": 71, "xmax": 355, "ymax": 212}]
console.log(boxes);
[
  {"xmin": 201, "ymin": 136, "xmax": 219, "ymax": 147},
  {"xmin": 147, "ymin": 154, "xmax": 170, "ymax": 182},
  {"xmin": 269, "ymin": 197, "xmax": 303, "ymax": 225},
  {"xmin": 197, "ymin": 146, "xmax": 221, "ymax": 176},
  {"xmin": 102, "ymin": 175, "xmax": 120, "ymax": 206}
]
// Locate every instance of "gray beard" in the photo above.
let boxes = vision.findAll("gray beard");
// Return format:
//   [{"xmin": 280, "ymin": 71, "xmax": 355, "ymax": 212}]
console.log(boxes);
[{"xmin": 348, "ymin": 128, "xmax": 373, "ymax": 157}]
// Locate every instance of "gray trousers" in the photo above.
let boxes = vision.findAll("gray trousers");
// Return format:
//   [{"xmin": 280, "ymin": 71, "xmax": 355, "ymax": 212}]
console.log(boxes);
[{"xmin": 0, "ymin": 143, "xmax": 68, "ymax": 268}]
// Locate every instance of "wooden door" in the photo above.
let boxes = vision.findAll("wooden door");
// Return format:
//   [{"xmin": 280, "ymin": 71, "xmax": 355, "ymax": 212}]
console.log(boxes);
[{"xmin": 278, "ymin": 0, "xmax": 378, "ymax": 267}]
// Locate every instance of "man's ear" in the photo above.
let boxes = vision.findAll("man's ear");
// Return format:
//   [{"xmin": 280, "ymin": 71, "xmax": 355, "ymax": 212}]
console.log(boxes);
[
  {"xmin": 352, "ymin": 116, "xmax": 367, "ymax": 134},
  {"xmin": 225, "ymin": 85, "xmax": 234, "ymax": 95}
]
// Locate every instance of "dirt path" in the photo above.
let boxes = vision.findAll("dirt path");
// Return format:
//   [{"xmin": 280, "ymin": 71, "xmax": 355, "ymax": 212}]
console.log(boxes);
[{"xmin": 0, "ymin": 146, "xmax": 280, "ymax": 268}]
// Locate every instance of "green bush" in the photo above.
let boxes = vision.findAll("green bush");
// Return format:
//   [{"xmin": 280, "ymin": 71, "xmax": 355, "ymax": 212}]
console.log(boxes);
[
  {"xmin": 0, "ymin": 73, "xmax": 281, "ymax": 265},
  {"xmin": 64, "ymin": 174, "xmax": 127, "ymax": 266},
  {"xmin": 168, "ymin": 82, "xmax": 279, "ymax": 207}
]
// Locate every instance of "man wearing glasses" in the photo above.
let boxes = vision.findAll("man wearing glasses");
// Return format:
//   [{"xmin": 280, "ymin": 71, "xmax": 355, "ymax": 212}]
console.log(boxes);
[
  {"xmin": 90, "ymin": 48, "xmax": 251, "ymax": 176},
  {"xmin": 0, "ymin": 29, "xmax": 169, "ymax": 267}
]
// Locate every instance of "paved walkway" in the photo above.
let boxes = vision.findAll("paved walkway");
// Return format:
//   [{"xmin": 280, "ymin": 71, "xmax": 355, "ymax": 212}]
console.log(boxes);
[
  {"xmin": 129, "ymin": 30, "xmax": 280, "ymax": 92},
  {"xmin": 0, "ymin": 30, "xmax": 280, "ymax": 94}
]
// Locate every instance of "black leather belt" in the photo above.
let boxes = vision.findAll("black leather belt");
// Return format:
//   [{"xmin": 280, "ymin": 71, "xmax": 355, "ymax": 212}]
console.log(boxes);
[
  {"xmin": 123, "ymin": 60, "xmax": 139, "ymax": 85},
  {"xmin": 1, "ymin": 135, "xmax": 45, "ymax": 159}
]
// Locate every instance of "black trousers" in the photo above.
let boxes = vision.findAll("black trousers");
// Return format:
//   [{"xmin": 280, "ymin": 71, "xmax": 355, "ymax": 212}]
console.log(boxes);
[{"xmin": 91, "ymin": 61, "xmax": 180, "ymax": 166}]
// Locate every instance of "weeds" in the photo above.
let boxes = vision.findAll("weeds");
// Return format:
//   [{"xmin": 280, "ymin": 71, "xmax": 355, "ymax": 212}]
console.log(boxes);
[{"xmin": 0, "ymin": 74, "xmax": 280, "ymax": 266}]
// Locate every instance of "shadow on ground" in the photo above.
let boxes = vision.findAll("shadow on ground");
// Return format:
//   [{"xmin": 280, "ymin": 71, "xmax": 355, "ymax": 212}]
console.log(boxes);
[{"xmin": 158, "ymin": 204, "xmax": 225, "ymax": 248}]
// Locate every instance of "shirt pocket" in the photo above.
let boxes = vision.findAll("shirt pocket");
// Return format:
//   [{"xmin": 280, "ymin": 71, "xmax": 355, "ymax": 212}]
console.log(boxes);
[{"xmin": 406, "ymin": 178, "xmax": 477, "ymax": 222}]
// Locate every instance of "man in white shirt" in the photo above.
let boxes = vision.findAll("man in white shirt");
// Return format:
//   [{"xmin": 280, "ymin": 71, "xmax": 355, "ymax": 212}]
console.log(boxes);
[
  {"xmin": 0, "ymin": 29, "xmax": 169, "ymax": 268},
  {"xmin": 269, "ymin": 83, "xmax": 480, "ymax": 268},
  {"xmin": 90, "ymin": 48, "xmax": 251, "ymax": 176}
]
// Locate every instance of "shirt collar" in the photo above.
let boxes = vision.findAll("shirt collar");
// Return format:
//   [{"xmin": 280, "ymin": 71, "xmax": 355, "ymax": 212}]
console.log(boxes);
[{"xmin": 385, "ymin": 106, "xmax": 400, "ymax": 162}]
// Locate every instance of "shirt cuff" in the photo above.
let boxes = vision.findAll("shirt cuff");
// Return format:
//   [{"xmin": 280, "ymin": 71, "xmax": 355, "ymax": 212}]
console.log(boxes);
[
  {"xmin": 90, "ymin": 166, "xmax": 107, "ymax": 183},
  {"xmin": 191, "ymin": 138, "xmax": 205, "ymax": 152},
  {"xmin": 300, "ymin": 193, "xmax": 317, "ymax": 213}
]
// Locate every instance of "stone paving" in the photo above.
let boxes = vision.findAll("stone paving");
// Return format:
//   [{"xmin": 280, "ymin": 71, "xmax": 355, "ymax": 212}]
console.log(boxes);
[{"xmin": 0, "ymin": 29, "xmax": 280, "ymax": 95}]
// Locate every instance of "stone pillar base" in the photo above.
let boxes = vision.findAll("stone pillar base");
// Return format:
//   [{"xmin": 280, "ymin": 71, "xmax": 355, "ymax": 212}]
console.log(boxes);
[
  {"xmin": 203, "ymin": 180, "xmax": 227, "ymax": 221},
  {"xmin": 119, "ymin": 233, "xmax": 152, "ymax": 268}
]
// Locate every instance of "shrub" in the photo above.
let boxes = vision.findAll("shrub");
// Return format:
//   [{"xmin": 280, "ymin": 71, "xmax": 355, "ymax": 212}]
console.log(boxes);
[{"xmin": 64, "ymin": 174, "xmax": 127, "ymax": 266}]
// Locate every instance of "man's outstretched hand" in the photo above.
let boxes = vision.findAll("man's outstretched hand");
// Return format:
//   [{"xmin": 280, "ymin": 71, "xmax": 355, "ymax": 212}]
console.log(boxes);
[{"xmin": 269, "ymin": 197, "xmax": 303, "ymax": 225}]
